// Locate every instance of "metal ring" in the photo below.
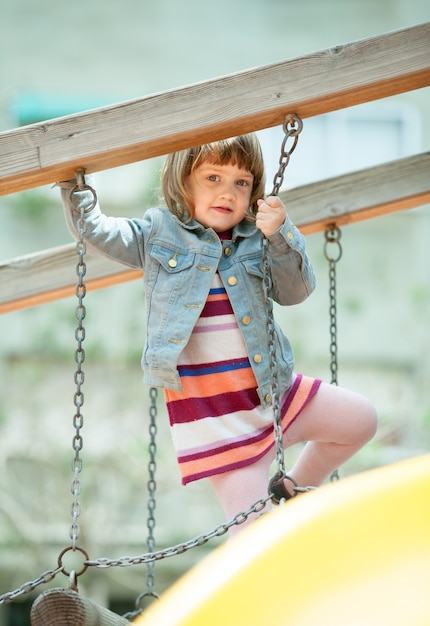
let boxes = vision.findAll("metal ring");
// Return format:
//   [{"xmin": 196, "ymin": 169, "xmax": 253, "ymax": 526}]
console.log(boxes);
[
  {"xmin": 69, "ymin": 182, "xmax": 98, "ymax": 214},
  {"xmin": 324, "ymin": 224, "xmax": 343, "ymax": 262},
  {"xmin": 58, "ymin": 545, "xmax": 89, "ymax": 578},
  {"xmin": 324, "ymin": 240, "xmax": 342, "ymax": 263},
  {"xmin": 283, "ymin": 113, "xmax": 303, "ymax": 136}
]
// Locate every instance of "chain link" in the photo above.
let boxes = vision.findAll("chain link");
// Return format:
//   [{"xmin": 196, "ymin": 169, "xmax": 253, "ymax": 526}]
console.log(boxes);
[
  {"xmin": 323, "ymin": 224, "xmax": 342, "ymax": 386},
  {"xmin": 271, "ymin": 114, "xmax": 303, "ymax": 196},
  {"xmin": 0, "ymin": 173, "xmax": 97, "ymax": 604},
  {"xmin": 0, "ymin": 566, "xmax": 63, "ymax": 606},
  {"xmin": 83, "ymin": 495, "xmax": 271, "ymax": 570},
  {"xmin": 123, "ymin": 386, "xmax": 160, "ymax": 620},
  {"xmin": 70, "ymin": 174, "xmax": 89, "ymax": 547},
  {"xmin": 1, "ymin": 494, "xmax": 271, "ymax": 604},
  {"xmin": 263, "ymin": 114, "xmax": 303, "ymax": 480},
  {"xmin": 145, "ymin": 386, "xmax": 158, "ymax": 593},
  {"xmin": 68, "ymin": 172, "xmax": 98, "ymax": 542},
  {"xmin": 324, "ymin": 224, "xmax": 342, "ymax": 482}
]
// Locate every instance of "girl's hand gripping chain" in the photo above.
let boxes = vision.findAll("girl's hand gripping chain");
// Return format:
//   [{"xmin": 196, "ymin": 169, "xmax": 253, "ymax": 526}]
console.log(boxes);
[{"xmin": 255, "ymin": 196, "xmax": 287, "ymax": 237}]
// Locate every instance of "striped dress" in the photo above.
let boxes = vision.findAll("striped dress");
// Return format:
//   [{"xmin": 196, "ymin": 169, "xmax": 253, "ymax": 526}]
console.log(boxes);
[{"xmin": 164, "ymin": 273, "xmax": 321, "ymax": 486}]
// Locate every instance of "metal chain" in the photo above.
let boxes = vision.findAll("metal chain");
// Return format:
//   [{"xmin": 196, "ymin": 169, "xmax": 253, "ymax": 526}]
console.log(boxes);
[
  {"xmin": 324, "ymin": 224, "xmax": 342, "ymax": 481},
  {"xmin": 123, "ymin": 386, "xmax": 160, "ymax": 620},
  {"xmin": 0, "ymin": 172, "xmax": 97, "ymax": 605},
  {"xmin": 145, "ymin": 387, "xmax": 158, "ymax": 594},
  {"xmin": 70, "ymin": 185, "xmax": 86, "ymax": 547},
  {"xmin": 0, "ymin": 493, "xmax": 271, "ymax": 604},
  {"xmin": 261, "ymin": 238, "xmax": 284, "ymax": 475},
  {"xmin": 69, "ymin": 169, "xmax": 98, "ymax": 547},
  {"xmin": 323, "ymin": 225, "xmax": 342, "ymax": 385},
  {"xmin": 0, "ymin": 566, "xmax": 63, "ymax": 606},
  {"xmin": 262, "ymin": 114, "xmax": 303, "ymax": 479},
  {"xmin": 83, "ymin": 494, "xmax": 271, "ymax": 570},
  {"xmin": 271, "ymin": 114, "xmax": 303, "ymax": 196}
]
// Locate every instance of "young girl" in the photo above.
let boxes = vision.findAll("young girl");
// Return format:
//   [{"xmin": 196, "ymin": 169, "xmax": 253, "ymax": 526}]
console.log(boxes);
[{"xmin": 59, "ymin": 134, "xmax": 377, "ymax": 534}]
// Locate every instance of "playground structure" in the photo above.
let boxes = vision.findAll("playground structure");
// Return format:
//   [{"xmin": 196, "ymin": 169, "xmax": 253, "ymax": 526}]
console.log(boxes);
[
  {"xmin": 0, "ymin": 21, "xmax": 429, "ymax": 625},
  {"xmin": 133, "ymin": 453, "xmax": 430, "ymax": 626}
]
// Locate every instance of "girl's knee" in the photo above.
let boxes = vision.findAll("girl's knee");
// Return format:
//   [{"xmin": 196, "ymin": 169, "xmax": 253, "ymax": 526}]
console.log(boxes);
[
  {"xmin": 330, "ymin": 386, "xmax": 378, "ymax": 447},
  {"xmin": 354, "ymin": 395, "xmax": 378, "ymax": 445}
]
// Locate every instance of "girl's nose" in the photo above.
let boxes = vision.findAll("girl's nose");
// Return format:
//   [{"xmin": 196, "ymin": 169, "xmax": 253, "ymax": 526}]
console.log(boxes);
[{"xmin": 219, "ymin": 182, "xmax": 235, "ymax": 199}]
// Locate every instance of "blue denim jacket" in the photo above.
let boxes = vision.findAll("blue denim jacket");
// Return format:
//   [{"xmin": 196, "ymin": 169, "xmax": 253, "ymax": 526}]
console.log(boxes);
[{"xmin": 61, "ymin": 177, "xmax": 316, "ymax": 407}]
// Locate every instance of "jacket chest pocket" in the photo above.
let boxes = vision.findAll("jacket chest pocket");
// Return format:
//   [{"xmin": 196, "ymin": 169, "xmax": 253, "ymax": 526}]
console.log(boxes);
[
  {"xmin": 242, "ymin": 256, "xmax": 264, "ymax": 279},
  {"xmin": 149, "ymin": 245, "xmax": 195, "ymax": 291}
]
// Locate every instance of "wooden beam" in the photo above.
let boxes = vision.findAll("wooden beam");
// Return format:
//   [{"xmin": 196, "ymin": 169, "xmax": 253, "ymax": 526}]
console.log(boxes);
[
  {"xmin": 0, "ymin": 245, "xmax": 143, "ymax": 314},
  {"xmin": 285, "ymin": 151, "xmax": 430, "ymax": 234},
  {"xmin": 0, "ymin": 23, "xmax": 429, "ymax": 196},
  {"xmin": 1, "ymin": 153, "xmax": 428, "ymax": 315}
]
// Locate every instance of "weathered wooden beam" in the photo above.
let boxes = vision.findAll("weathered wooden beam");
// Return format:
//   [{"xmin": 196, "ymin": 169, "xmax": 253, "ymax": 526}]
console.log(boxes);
[
  {"xmin": 0, "ymin": 152, "xmax": 428, "ymax": 315},
  {"xmin": 285, "ymin": 151, "xmax": 430, "ymax": 234},
  {"xmin": 0, "ymin": 244, "xmax": 143, "ymax": 314},
  {"xmin": 30, "ymin": 588, "xmax": 131, "ymax": 625},
  {"xmin": 0, "ymin": 23, "xmax": 429, "ymax": 196}
]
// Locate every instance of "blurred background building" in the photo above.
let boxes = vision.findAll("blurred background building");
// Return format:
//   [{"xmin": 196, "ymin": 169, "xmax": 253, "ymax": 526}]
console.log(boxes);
[{"xmin": 0, "ymin": 0, "xmax": 429, "ymax": 623}]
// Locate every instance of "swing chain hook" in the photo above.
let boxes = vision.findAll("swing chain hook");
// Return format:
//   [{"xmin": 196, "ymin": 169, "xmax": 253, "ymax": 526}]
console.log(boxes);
[
  {"xmin": 263, "ymin": 114, "xmax": 303, "ymax": 486},
  {"xmin": 270, "ymin": 113, "xmax": 303, "ymax": 197},
  {"xmin": 123, "ymin": 591, "xmax": 160, "ymax": 621}
]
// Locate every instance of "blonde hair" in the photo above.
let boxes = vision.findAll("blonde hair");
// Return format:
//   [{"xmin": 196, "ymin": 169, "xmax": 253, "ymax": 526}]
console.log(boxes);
[{"xmin": 161, "ymin": 134, "xmax": 265, "ymax": 222}]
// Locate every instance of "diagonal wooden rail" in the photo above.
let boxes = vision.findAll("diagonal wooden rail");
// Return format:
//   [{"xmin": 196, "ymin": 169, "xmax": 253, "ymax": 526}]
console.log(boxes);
[
  {"xmin": 1, "ymin": 152, "xmax": 428, "ymax": 314},
  {"xmin": 0, "ymin": 22, "xmax": 429, "ymax": 196}
]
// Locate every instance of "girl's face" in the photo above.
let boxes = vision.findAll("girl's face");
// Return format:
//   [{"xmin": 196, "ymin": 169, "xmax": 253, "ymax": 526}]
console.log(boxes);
[{"xmin": 186, "ymin": 161, "xmax": 254, "ymax": 232}]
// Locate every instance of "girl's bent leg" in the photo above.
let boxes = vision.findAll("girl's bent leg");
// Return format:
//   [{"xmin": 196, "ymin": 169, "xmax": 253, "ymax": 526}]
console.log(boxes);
[{"xmin": 283, "ymin": 382, "xmax": 378, "ymax": 491}]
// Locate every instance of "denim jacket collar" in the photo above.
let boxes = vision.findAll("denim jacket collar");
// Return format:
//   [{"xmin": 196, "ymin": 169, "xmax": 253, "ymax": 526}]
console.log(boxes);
[{"xmin": 176, "ymin": 214, "xmax": 258, "ymax": 240}]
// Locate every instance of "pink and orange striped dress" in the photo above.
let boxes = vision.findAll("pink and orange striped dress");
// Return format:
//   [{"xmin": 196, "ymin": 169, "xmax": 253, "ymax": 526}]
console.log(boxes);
[{"xmin": 164, "ymin": 272, "xmax": 321, "ymax": 485}]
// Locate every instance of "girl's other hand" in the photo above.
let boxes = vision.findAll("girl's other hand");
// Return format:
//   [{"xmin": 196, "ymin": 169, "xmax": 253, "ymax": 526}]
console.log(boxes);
[{"xmin": 255, "ymin": 196, "xmax": 287, "ymax": 237}]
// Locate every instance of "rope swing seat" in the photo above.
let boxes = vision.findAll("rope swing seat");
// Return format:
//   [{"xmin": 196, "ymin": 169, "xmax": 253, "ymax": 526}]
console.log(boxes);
[{"xmin": 30, "ymin": 588, "xmax": 131, "ymax": 626}]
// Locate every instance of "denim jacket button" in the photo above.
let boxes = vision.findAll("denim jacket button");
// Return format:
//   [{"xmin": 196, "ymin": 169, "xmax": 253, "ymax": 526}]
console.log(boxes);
[
  {"xmin": 168, "ymin": 252, "xmax": 179, "ymax": 267},
  {"xmin": 224, "ymin": 247, "xmax": 232, "ymax": 256},
  {"xmin": 227, "ymin": 276, "xmax": 237, "ymax": 286},
  {"xmin": 242, "ymin": 315, "xmax": 251, "ymax": 325},
  {"xmin": 265, "ymin": 393, "xmax": 272, "ymax": 404},
  {"xmin": 253, "ymin": 354, "xmax": 262, "ymax": 363}
]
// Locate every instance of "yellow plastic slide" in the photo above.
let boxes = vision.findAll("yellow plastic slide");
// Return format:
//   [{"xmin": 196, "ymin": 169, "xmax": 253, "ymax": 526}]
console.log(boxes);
[{"xmin": 136, "ymin": 454, "xmax": 430, "ymax": 626}]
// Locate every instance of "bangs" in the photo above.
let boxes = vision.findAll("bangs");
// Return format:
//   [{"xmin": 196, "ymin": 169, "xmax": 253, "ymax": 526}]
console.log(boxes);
[{"xmin": 192, "ymin": 136, "xmax": 261, "ymax": 176}]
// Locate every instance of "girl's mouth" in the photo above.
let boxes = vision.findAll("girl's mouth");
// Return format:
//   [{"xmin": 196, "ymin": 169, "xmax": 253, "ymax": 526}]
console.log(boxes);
[{"xmin": 213, "ymin": 206, "xmax": 232, "ymax": 214}]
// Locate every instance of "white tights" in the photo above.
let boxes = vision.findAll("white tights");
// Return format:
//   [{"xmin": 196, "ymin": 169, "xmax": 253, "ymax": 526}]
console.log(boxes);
[{"xmin": 208, "ymin": 381, "xmax": 378, "ymax": 535}]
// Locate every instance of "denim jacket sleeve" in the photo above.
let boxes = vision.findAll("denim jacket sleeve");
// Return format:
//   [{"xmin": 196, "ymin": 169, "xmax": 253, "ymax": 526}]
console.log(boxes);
[
  {"xmin": 59, "ymin": 175, "xmax": 147, "ymax": 270},
  {"xmin": 266, "ymin": 215, "xmax": 316, "ymax": 305}
]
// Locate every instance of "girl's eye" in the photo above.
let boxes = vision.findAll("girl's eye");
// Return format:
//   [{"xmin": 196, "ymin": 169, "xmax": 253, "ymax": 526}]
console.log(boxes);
[
  {"xmin": 207, "ymin": 174, "xmax": 219, "ymax": 182},
  {"xmin": 237, "ymin": 179, "xmax": 249, "ymax": 187}
]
